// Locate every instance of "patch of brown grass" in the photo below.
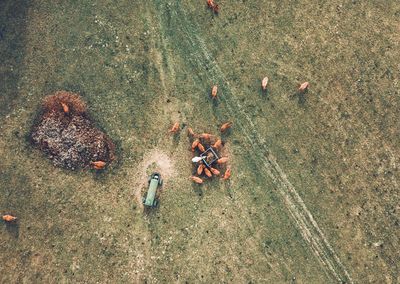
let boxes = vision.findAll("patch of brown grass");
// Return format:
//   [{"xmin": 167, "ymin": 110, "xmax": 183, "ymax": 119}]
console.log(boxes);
[{"xmin": 42, "ymin": 91, "xmax": 87, "ymax": 115}]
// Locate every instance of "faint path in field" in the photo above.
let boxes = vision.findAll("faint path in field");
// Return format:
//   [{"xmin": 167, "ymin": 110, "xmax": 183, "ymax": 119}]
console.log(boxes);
[
  {"xmin": 152, "ymin": 1, "xmax": 353, "ymax": 283},
  {"xmin": 130, "ymin": 7, "xmax": 177, "ymax": 209}
]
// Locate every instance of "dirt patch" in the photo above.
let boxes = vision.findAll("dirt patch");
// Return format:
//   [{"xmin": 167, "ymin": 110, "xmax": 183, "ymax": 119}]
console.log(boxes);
[
  {"xmin": 30, "ymin": 91, "xmax": 116, "ymax": 170},
  {"xmin": 132, "ymin": 149, "xmax": 176, "ymax": 207}
]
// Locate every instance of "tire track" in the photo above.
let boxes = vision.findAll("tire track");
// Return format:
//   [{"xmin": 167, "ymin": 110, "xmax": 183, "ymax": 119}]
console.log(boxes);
[{"xmin": 153, "ymin": 1, "xmax": 353, "ymax": 283}]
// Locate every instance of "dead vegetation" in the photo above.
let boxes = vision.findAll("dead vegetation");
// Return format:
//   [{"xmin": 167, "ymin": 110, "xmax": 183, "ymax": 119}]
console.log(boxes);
[{"xmin": 30, "ymin": 91, "xmax": 115, "ymax": 170}]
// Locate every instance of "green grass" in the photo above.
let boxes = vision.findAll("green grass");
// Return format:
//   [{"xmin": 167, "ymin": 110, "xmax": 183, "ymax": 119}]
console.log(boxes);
[{"xmin": 1, "ymin": 0, "xmax": 399, "ymax": 282}]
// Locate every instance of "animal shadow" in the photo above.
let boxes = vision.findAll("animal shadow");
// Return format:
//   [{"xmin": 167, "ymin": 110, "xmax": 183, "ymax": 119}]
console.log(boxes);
[
  {"xmin": 3, "ymin": 221, "xmax": 19, "ymax": 239},
  {"xmin": 290, "ymin": 91, "xmax": 308, "ymax": 106},
  {"xmin": 0, "ymin": 26, "xmax": 5, "ymax": 40},
  {"xmin": 193, "ymin": 185, "xmax": 204, "ymax": 199},
  {"xmin": 172, "ymin": 132, "xmax": 181, "ymax": 144},
  {"xmin": 260, "ymin": 88, "xmax": 270, "ymax": 100}
]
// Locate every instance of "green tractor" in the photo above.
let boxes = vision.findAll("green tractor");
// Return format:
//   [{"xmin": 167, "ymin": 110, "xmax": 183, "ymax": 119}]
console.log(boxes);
[{"xmin": 143, "ymin": 173, "xmax": 163, "ymax": 207}]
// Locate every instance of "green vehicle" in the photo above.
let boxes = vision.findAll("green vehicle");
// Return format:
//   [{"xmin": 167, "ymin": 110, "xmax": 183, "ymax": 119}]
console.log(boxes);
[{"xmin": 142, "ymin": 173, "xmax": 163, "ymax": 207}]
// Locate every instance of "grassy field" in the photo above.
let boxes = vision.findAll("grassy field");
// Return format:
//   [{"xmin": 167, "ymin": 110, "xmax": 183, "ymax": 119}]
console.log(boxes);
[{"xmin": 1, "ymin": 0, "xmax": 399, "ymax": 282}]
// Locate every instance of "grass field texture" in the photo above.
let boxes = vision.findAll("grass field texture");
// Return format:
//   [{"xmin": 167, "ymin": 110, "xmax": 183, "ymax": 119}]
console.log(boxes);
[{"xmin": 1, "ymin": 0, "xmax": 399, "ymax": 282}]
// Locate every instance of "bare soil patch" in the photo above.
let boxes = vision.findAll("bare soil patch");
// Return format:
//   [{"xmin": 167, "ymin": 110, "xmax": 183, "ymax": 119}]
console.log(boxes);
[{"xmin": 132, "ymin": 149, "xmax": 176, "ymax": 207}]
